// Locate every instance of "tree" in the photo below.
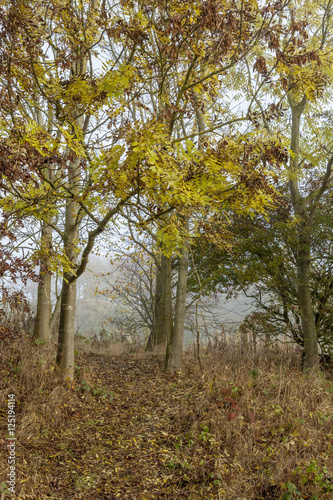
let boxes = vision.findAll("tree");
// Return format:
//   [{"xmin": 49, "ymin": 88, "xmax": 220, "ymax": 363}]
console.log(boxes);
[
  {"xmin": 0, "ymin": 0, "xmax": 139, "ymax": 378},
  {"xmin": 100, "ymin": 246, "xmax": 157, "ymax": 343},
  {"xmin": 120, "ymin": 0, "xmax": 288, "ymax": 373},
  {"xmin": 188, "ymin": 0, "xmax": 333, "ymax": 372},
  {"xmin": 165, "ymin": 105, "xmax": 204, "ymax": 372},
  {"xmin": 247, "ymin": 0, "xmax": 333, "ymax": 369},
  {"xmin": 189, "ymin": 188, "xmax": 333, "ymax": 357},
  {"xmin": 0, "ymin": 216, "xmax": 38, "ymax": 336},
  {"xmin": 0, "ymin": 0, "xmax": 288, "ymax": 379}
]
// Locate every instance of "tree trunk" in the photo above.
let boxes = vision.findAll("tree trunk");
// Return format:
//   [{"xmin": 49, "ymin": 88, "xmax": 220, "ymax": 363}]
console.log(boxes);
[
  {"xmin": 56, "ymin": 279, "xmax": 76, "ymax": 379},
  {"xmin": 55, "ymin": 43, "xmax": 86, "ymax": 379},
  {"xmin": 165, "ymin": 216, "xmax": 189, "ymax": 373},
  {"xmin": 297, "ymin": 229, "xmax": 318, "ymax": 369},
  {"xmin": 56, "ymin": 157, "xmax": 80, "ymax": 380},
  {"xmin": 158, "ymin": 253, "xmax": 173, "ymax": 348},
  {"xmin": 34, "ymin": 222, "xmax": 52, "ymax": 342},
  {"xmin": 288, "ymin": 95, "xmax": 319, "ymax": 370},
  {"xmin": 146, "ymin": 253, "xmax": 161, "ymax": 351},
  {"xmin": 164, "ymin": 102, "xmax": 203, "ymax": 372},
  {"xmin": 50, "ymin": 292, "xmax": 61, "ymax": 343},
  {"xmin": 146, "ymin": 252, "xmax": 172, "ymax": 351}
]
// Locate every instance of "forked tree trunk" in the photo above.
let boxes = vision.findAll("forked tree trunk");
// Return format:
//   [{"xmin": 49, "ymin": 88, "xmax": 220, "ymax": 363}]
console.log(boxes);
[
  {"xmin": 165, "ymin": 216, "xmax": 189, "ymax": 373},
  {"xmin": 34, "ymin": 222, "xmax": 52, "ymax": 342}
]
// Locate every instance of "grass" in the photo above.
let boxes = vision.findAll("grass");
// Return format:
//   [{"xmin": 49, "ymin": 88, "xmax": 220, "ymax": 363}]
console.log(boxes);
[{"xmin": 0, "ymin": 335, "xmax": 333, "ymax": 499}]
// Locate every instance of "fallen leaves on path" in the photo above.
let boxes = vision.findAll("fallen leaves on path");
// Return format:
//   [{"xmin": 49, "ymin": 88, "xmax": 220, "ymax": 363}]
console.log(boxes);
[{"xmin": 1, "ymin": 343, "xmax": 333, "ymax": 500}]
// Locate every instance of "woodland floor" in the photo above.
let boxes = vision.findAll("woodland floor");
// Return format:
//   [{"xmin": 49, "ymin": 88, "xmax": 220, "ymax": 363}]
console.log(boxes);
[{"xmin": 1, "ymin": 340, "xmax": 333, "ymax": 499}]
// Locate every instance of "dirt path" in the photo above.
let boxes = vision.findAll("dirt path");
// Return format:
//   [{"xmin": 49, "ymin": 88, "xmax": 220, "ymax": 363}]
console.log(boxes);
[
  {"xmin": 16, "ymin": 352, "xmax": 218, "ymax": 499},
  {"xmin": 3, "ymin": 344, "xmax": 333, "ymax": 499}
]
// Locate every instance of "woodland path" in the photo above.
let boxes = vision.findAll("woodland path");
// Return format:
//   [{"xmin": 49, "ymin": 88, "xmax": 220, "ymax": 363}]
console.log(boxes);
[
  {"xmin": 4, "ymin": 345, "xmax": 332, "ymax": 500},
  {"xmin": 16, "ymin": 352, "xmax": 219, "ymax": 500}
]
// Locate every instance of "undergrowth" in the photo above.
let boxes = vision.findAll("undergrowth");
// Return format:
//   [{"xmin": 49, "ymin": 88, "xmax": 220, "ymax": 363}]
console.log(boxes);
[{"xmin": 0, "ymin": 337, "xmax": 332, "ymax": 499}]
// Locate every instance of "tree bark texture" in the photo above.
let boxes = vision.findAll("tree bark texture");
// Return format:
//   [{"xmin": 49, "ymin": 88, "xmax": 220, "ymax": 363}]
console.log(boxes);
[
  {"xmin": 50, "ymin": 292, "xmax": 61, "ymax": 343},
  {"xmin": 165, "ymin": 217, "xmax": 189, "ymax": 373},
  {"xmin": 56, "ymin": 157, "xmax": 81, "ymax": 380},
  {"xmin": 56, "ymin": 279, "xmax": 77, "ymax": 379},
  {"xmin": 146, "ymin": 252, "xmax": 173, "ymax": 350},
  {"xmin": 34, "ymin": 222, "xmax": 52, "ymax": 342}
]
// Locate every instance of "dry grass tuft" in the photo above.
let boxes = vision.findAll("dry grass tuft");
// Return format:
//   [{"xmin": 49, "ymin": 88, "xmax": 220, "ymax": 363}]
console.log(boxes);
[{"xmin": 0, "ymin": 336, "xmax": 81, "ymax": 439}]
